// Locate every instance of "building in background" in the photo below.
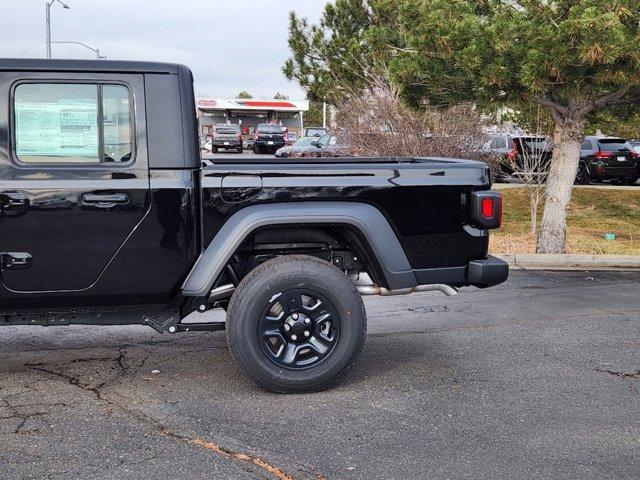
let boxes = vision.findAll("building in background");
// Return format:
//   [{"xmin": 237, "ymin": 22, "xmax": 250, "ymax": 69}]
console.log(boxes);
[{"xmin": 196, "ymin": 98, "xmax": 309, "ymax": 141}]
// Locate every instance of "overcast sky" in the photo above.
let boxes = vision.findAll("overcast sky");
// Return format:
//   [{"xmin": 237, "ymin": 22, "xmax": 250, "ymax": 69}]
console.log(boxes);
[{"xmin": 1, "ymin": 0, "xmax": 326, "ymax": 99}]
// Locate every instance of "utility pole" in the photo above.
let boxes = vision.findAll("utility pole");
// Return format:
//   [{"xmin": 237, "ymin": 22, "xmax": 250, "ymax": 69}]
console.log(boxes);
[{"xmin": 45, "ymin": 0, "xmax": 70, "ymax": 59}]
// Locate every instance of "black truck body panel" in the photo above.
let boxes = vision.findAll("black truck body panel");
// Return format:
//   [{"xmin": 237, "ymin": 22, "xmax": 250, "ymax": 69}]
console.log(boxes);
[
  {"xmin": 200, "ymin": 159, "xmax": 490, "ymax": 271},
  {"xmin": 0, "ymin": 59, "xmax": 507, "ymax": 322}
]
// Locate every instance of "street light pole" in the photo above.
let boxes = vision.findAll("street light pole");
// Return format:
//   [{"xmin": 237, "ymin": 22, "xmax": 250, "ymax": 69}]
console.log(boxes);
[
  {"xmin": 51, "ymin": 41, "xmax": 106, "ymax": 60},
  {"xmin": 45, "ymin": 0, "xmax": 70, "ymax": 59}
]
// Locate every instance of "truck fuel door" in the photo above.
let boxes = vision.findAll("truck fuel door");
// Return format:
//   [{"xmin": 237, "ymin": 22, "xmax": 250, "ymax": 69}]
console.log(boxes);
[{"xmin": 221, "ymin": 175, "xmax": 263, "ymax": 203}]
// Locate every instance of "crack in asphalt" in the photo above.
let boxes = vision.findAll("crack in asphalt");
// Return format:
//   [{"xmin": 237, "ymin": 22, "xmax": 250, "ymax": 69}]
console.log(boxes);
[
  {"xmin": 159, "ymin": 431, "xmax": 300, "ymax": 480},
  {"xmin": 596, "ymin": 368, "xmax": 640, "ymax": 379},
  {"xmin": 0, "ymin": 383, "xmax": 72, "ymax": 435},
  {"xmin": 594, "ymin": 367, "xmax": 640, "ymax": 397},
  {"xmin": 21, "ymin": 347, "xmax": 325, "ymax": 480},
  {"xmin": 2, "ymin": 333, "xmax": 211, "ymax": 354}
]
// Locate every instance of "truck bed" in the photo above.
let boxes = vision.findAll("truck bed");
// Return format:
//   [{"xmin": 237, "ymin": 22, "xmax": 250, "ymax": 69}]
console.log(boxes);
[
  {"xmin": 206, "ymin": 155, "xmax": 487, "ymax": 168},
  {"xmin": 201, "ymin": 156, "xmax": 492, "ymax": 273}
]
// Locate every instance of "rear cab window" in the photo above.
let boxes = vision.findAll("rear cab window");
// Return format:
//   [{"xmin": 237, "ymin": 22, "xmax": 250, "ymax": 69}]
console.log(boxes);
[
  {"xmin": 515, "ymin": 137, "xmax": 549, "ymax": 153},
  {"xmin": 215, "ymin": 124, "xmax": 240, "ymax": 134},
  {"xmin": 596, "ymin": 139, "xmax": 631, "ymax": 152},
  {"xmin": 489, "ymin": 136, "xmax": 508, "ymax": 149},
  {"xmin": 13, "ymin": 82, "xmax": 134, "ymax": 165},
  {"xmin": 257, "ymin": 124, "xmax": 284, "ymax": 134}
]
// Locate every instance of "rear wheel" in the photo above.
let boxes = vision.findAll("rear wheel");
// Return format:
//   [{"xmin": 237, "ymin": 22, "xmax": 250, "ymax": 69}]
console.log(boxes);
[
  {"xmin": 253, "ymin": 145, "xmax": 260, "ymax": 154},
  {"xmin": 623, "ymin": 175, "xmax": 639, "ymax": 186},
  {"xmin": 212, "ymin": 146, "xmax": 218, "ymax": 154},
  {"xmin": 226, "ymin": 255, "xmax": 367, "ymax": 393},
  {"xmin": 237, "ymin": 146, "xmax": 243, "ymax": 154}
]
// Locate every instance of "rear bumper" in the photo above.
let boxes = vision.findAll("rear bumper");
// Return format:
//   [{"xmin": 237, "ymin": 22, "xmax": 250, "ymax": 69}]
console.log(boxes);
[
  {"xmin": 467, "ymin": 255, "xmax": 509, "ymax": 288},
  {"xmin": 413, "ymin": 255, "xmax": 509, "ymax": 289},
  {"xmin": 588, "ymin": 162, "xmax": 636, "ymax": 179},
  {"xmin": 255, "ymin": 140, "xmax": 285, "ymax": 149}
]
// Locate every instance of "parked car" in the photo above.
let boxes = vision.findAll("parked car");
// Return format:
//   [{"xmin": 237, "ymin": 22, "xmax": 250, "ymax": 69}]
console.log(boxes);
[
  {"xmin": 0, "ymin": 58, "xmax": 508, "ymax": 393},
  {"xmin": 484, "ymin": 134, "xmax": 552, "ymax": 181},
  {"xmin": 253, "ymin": 123, "xmax": 286, "ymax": 154},
  {"xmin": 212, "ymin": 123, "xmax": 243, "ymax": 154},
  {"xmin": 578, "ymin": 136, "xmax": 638, "ymax": 185},
  {"xmin": 299, "ymin": 133, "xmax": 354, "ymax": 157},
  {"xmin": 274, "ymin": 137, "xmax": 316, "ymax": 157},
  {"xmin": 303, "ymin": 126, "xmax": 327, "ymax": 138}
]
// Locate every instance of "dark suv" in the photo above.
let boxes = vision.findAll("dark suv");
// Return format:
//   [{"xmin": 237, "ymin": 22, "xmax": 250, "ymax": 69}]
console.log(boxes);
[
  {"xmin": 253, "ymin": 124, "xmax": 286, "ymax": 154},
  {"xmin": 212, "ymin": 123, "xmax": 243, "ymax": 154},
  {"xmin": 484, "ymin": 134, "xmax": 552, "ymax": 181},
  {"xmin": 578, "ymin": 136, "xmax": 638, "ymax": 185}
]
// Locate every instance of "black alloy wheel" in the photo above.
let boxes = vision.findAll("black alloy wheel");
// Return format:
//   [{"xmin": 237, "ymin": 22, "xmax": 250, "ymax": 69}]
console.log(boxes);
[
  {"xmin": 226, "ymin": 255, "xmax": 367, "ymax": 393},
  {"xmin": 258, "ymin": 288, "xmax": 340, "ymax": 369}
]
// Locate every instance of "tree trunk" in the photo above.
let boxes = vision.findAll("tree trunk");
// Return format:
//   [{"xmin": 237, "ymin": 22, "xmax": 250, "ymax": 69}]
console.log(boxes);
[{"xmin": 536, "ymin": 118, "xmax": 585, "ymax": 253}]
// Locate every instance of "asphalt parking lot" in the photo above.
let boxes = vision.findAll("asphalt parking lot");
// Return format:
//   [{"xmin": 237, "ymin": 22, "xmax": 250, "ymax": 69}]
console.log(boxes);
[{"xmin": 1, "ymin": 270, "xmax": 638, "ymax": 479}]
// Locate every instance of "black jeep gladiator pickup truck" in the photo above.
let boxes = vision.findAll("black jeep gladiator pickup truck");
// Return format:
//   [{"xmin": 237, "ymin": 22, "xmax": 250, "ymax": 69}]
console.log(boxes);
[{"xmin": 0, "ymin": 60, "xmax": 507, "ymax": 392}]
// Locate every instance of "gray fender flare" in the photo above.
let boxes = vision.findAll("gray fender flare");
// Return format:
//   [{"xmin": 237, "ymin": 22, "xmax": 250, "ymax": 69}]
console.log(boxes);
[{"xmin": 181, "ymin": 201, "xmax": 417, "ymax": 297}]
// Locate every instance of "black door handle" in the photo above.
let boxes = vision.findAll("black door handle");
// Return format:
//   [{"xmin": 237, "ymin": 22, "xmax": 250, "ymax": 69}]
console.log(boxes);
[
  {"xmin": 1, "ymin": 252, "xmax": 32, "ymax": 270},
  {"xmin": 1, "ymin": 191, "xmax": 29, "ymax": 208},
  {"xmin": 81, "ymin": 193, "xmax": 130, "ymax": 208}
]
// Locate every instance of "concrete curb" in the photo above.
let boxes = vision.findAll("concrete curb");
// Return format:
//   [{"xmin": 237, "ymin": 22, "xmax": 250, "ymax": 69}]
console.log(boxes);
[{"xmin": 493, "ymin": 254, "xmax": 640, "ymax": 270}]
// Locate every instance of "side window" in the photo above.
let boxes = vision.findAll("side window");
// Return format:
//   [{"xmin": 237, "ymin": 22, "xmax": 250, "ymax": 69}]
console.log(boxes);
[
  {"xmin": 318, "ymin": 134, "xmax": 330, "ymax": 147},
  {"xmin": 328, "ymin": 135, "xmax": 337, "ymax": 146},
  {"xmin": 581, "ymin": 140, "xmax": 591, "ymax": 150},
  {"xmin": 14, "ymin": 83, "xmax": 133, "ymax": 165},
  {"xmin": 102, "ymin": 85, "xmax": 133, "ymax": 162},
  {"xmin": 490, "ymin": 136, "xmax": 507, "ymax": 149}
]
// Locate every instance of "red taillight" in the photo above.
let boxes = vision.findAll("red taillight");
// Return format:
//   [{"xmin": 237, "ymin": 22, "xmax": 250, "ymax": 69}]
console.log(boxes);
[
  {"xmin": 632, "ymin": 152, "xmax": 638, "ymax": 159},
  {"xmin": 594, "ymin": 150, "xmax": 612, "ymax": 159},
  {"xmin": 255, "ymin": 134, "xmax": 260, "ymax": 141},
  {"xmin": 481, "ymin": 198, "xmax": 494, "ymax": 219},
  {"xmin": 237, "ymin": 133, "xmax": 243, "ymax": 141},
  {"xmin": 507, "ymin": 141, "xmax": 517, "ymax": 162},
  {"xmin": 471, "ymin": 191, "xmax": 502, "ymax": 229}
]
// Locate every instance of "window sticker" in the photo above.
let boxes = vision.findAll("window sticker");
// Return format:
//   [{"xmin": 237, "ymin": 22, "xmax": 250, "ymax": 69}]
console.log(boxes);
[{"xmin": 15, "ymin": 102, "xmax": 98, "ymax": 158}]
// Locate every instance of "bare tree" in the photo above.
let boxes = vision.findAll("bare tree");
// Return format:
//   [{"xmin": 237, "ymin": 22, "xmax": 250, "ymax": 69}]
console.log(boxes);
[
  {"xmin": 509, "ymin": 140, "xmax": 551, "ymax": 234},
  {"xmin": 494, "ymin": 107, "xmax": 553, "ymax": 234},
  {"xmin": 334, "ymin": 80, "xmax": 491, "ymax": 162}
]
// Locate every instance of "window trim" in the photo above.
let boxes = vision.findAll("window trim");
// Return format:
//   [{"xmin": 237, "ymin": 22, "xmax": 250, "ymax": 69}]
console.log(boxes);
[{"xmin": 10, "ymin": 79, "xmax": 136, "ymax": 169}]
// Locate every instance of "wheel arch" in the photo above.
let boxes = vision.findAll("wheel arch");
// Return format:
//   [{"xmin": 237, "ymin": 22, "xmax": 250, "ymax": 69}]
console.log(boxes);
[{"xmin": 181, "ymin": 201, "xmax": 417, "ymax": 297}]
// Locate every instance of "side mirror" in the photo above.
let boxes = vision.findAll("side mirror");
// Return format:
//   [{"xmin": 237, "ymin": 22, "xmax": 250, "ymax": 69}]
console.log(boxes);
[{"xmin": 311, "ymin": 140, "xmax": 319, "ymax": 147}]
